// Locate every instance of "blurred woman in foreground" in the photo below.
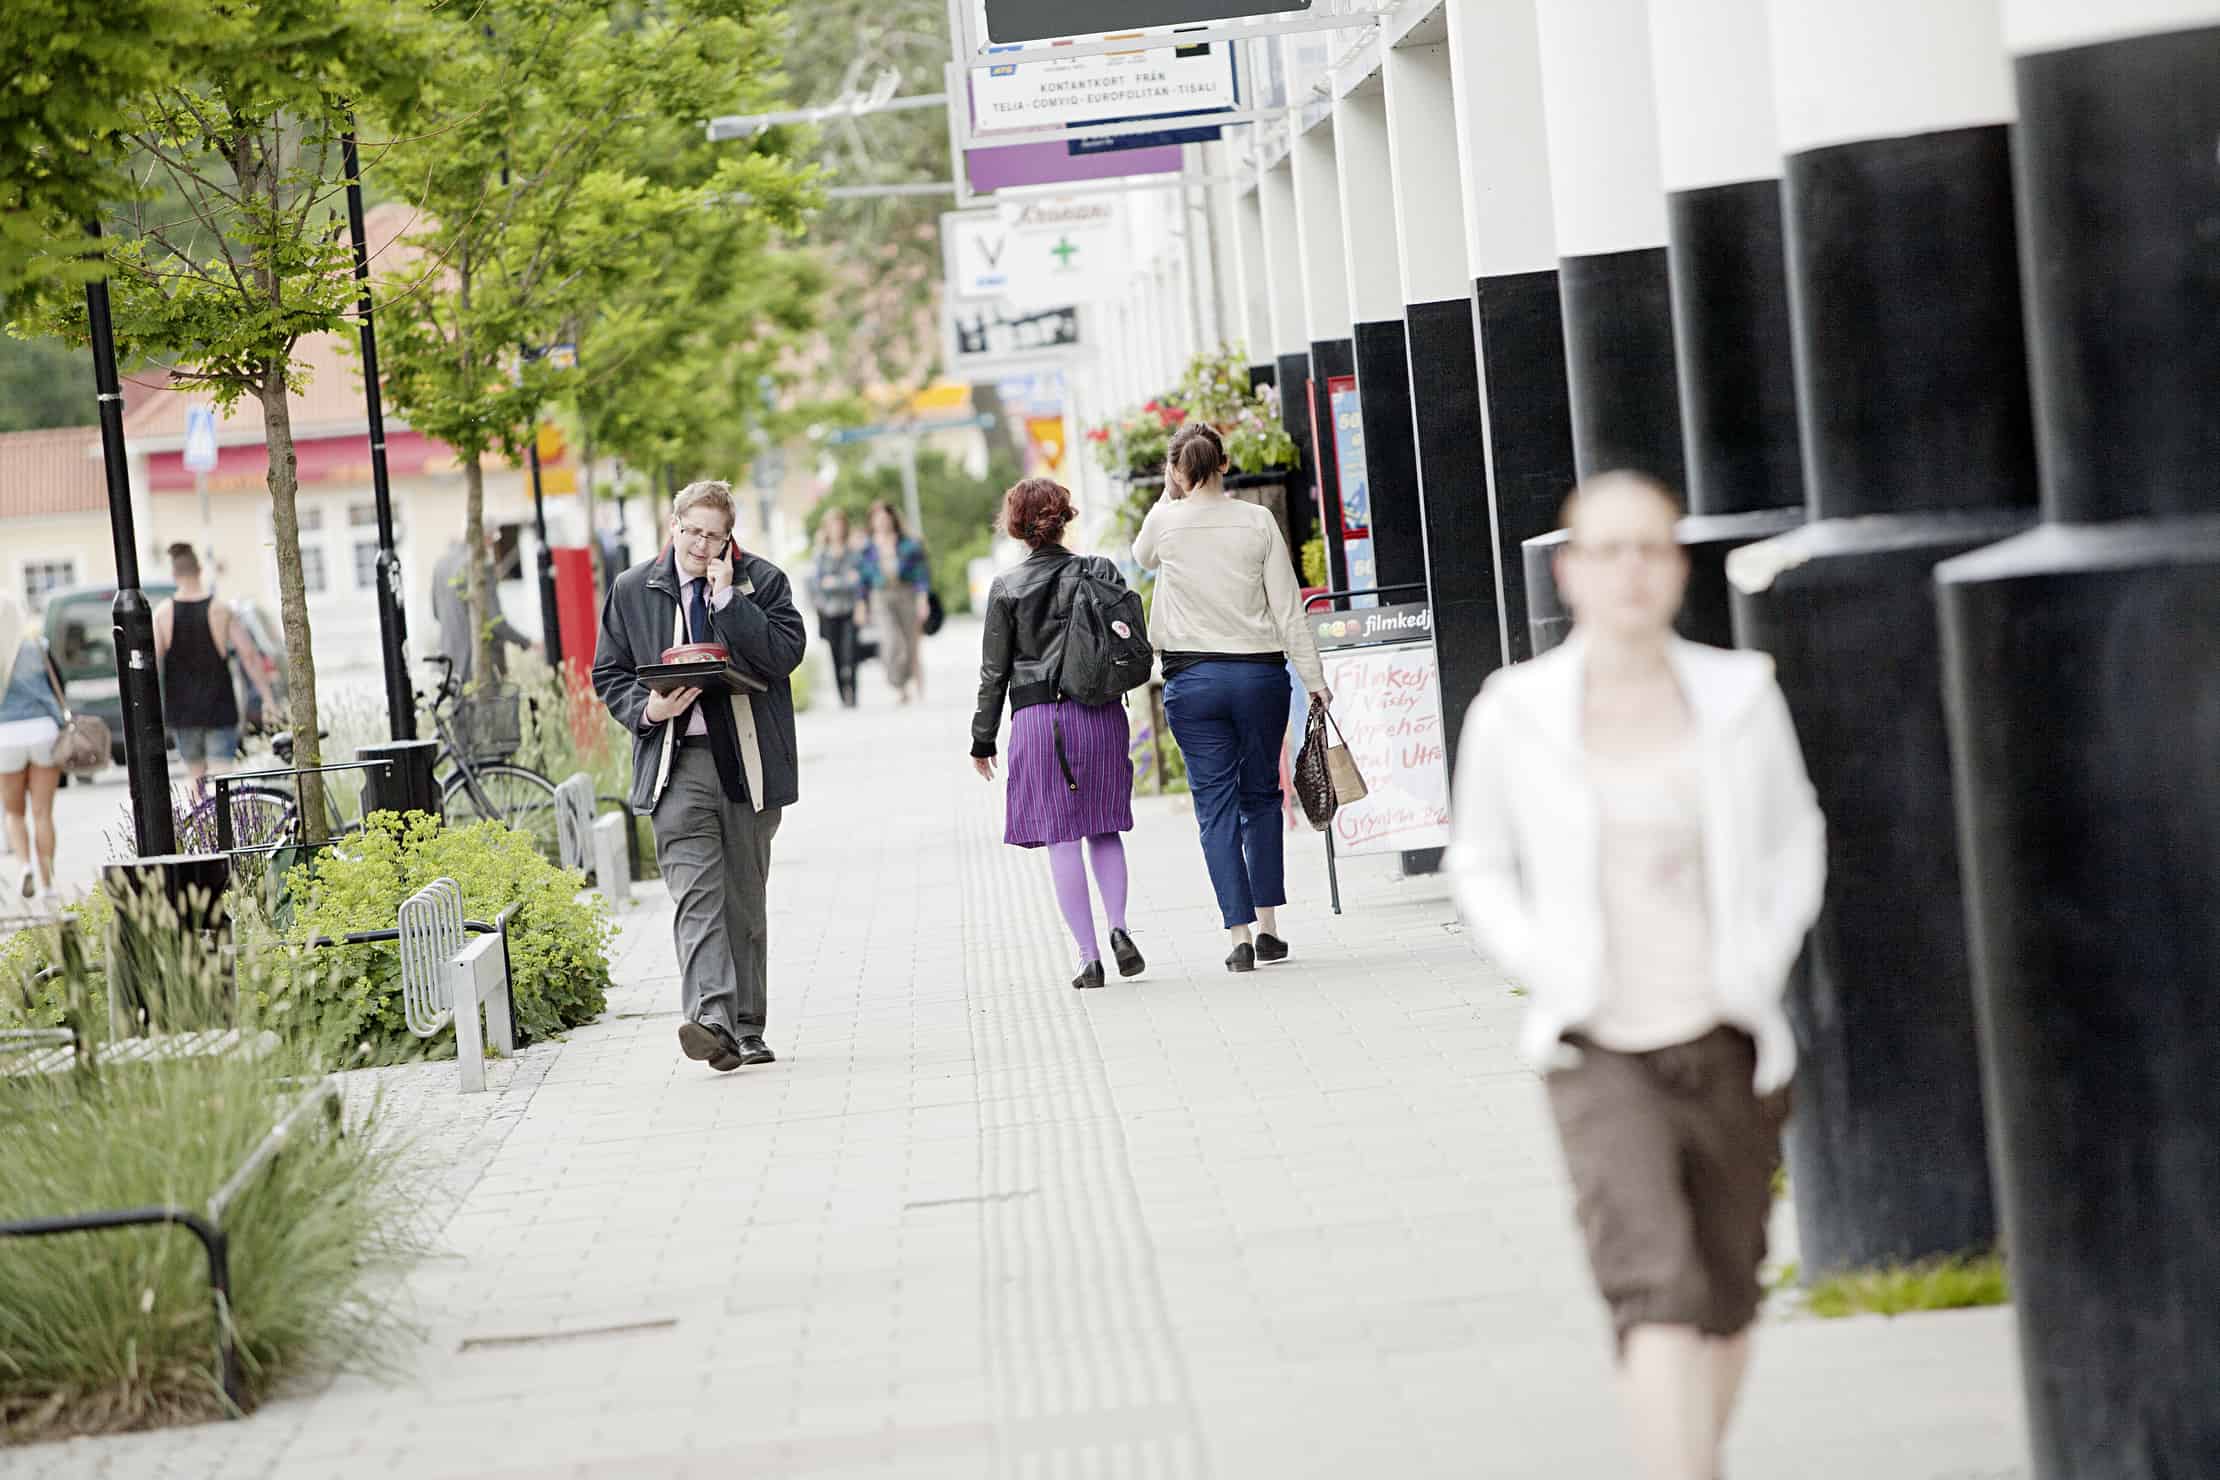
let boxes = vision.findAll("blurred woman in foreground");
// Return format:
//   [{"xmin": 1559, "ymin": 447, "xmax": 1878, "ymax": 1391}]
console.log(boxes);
[{"xmin": 1446, "ymin": 472, "xmax": 1825, "ymax": 1480}]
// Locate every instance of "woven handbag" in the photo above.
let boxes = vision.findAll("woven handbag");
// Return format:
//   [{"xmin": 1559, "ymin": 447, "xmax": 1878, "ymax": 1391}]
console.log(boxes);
[{"xmin": 1293, "ymin": 699, "xmax": 1366, "ymax": 830}]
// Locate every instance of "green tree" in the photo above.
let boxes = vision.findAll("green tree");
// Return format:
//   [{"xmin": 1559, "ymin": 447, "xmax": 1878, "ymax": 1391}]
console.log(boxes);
[
  {"xmin": 372, "ymin": 0, "xmax": 816, "ymax": 684},
  {"xmin": 11, "ymin": 0, "xmax": 434, "ymax": 839},
  {"xmin": 0, "ymin": 331, "xmax": 89, "ymax": 432}
]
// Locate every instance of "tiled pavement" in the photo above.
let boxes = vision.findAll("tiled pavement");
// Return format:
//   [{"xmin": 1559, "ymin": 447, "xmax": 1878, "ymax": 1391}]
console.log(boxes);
[{"xmin": 12, "ymin": 622, "xmax": 2029, "ymax": 1479}]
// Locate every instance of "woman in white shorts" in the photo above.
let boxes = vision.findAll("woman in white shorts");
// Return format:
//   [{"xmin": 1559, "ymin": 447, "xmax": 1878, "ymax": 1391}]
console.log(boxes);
[{"xmin": 0, "ymin": 593, "xmax": 65, "ymax": 901}]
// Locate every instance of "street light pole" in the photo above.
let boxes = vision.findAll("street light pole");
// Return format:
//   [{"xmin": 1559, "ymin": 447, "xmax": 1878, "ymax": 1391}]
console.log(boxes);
[
  {"xmin": 84, "ymin": 221, "xmax": 177, "ymax": 859},
  {"xmin": 341, "ymin": 128, "xmax": 415, "ymax": 741},
  {"xmin": 527, "ymin": 434, "xmax": 563, "ymax": 669}
]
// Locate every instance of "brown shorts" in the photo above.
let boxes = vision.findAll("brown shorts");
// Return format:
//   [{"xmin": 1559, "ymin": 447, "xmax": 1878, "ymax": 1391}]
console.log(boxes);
[{"xmin": 1545, "ymin": 1026, "xmax": 1790, "ymax": 1353}]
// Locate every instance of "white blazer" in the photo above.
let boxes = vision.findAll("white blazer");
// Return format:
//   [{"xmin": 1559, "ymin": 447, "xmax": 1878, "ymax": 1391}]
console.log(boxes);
[{"xmin": 1445, "ymin": 635, "xmax": 1826, "ymax": 1092}]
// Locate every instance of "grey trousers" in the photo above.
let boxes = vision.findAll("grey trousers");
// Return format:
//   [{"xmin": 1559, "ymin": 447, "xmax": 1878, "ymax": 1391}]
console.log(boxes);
[{"xmin": 651, "ymin": 745, "xmax": 783, "ymax": 1039}]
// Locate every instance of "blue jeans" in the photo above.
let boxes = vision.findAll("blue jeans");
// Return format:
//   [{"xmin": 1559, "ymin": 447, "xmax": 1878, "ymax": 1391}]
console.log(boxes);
[{"xmin": 1165, "ymin": 661, "xmax": 1292, "ymax": 929}]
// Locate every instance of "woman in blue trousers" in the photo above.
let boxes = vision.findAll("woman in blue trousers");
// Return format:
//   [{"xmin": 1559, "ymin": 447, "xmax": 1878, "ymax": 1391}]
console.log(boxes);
[{"xmin": 1135, "ymin": 423, "xmax": 1332, "ymax": 972}]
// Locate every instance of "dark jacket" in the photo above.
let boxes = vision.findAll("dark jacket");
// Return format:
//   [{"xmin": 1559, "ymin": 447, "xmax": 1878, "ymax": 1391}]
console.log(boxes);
[
  {"xmin": 971, "ymin": 545, "xmax": 1121, "ymax": 758},
  {"xmin": 592, "ymin": 546, "xmax": 807, "ymax": 813}
]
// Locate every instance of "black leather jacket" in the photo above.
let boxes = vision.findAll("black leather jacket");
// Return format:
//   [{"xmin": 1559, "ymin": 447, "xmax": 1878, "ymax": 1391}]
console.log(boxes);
[{"xmin": 971, "ymin": 545, "xmax": 1119, "ymax": 757}]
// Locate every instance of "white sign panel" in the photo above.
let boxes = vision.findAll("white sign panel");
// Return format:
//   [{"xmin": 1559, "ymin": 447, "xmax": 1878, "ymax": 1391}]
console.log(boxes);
[
  {"xmin": 997, "ymin": 194, "xmax": 1127, "ymax": 308},
  {"xmin": 182, "ymin": 405, "xmax": 219, "ymax": 473},
  {"xmin": 971, "ymin": 44, "xmax": 1237, "ymax": 133},
  {"xmin": 1313, "ymin": 609, "xmax": 1451, "ymax": 855},
  {"xmin": 941, "ymin": 209, "xmax": 1012, "ymax": 300}
]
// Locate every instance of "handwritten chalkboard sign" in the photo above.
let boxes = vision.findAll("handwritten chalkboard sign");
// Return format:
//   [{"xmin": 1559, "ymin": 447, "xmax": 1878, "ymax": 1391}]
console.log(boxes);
[{"xmin": 1310, "ymin": 603, "xmax": 1450, "ymax": 856}]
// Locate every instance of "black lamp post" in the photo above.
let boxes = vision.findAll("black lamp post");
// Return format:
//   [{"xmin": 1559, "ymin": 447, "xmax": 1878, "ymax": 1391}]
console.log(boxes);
[
  {"xmin": 340, "ymin": 129, "xmax": 415, "ymax": 742},
  {"xmin": 527, "ymin": 433, "xmax": 562, "ymax": 668},
  {"xmin": 84, "ymin": 222, "xmax": 177, "ymax": 859}
]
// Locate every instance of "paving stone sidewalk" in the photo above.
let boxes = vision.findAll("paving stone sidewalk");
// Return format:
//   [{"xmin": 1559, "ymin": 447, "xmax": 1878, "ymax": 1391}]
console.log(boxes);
[{"xmin": 14, "ymin": 623, "xmax": 2029, "ymax": 1479}]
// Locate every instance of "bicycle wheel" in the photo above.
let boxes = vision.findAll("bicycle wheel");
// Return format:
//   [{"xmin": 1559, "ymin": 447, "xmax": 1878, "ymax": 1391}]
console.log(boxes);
[
  {"xmin": 184, "ymin": 783, "xmax": 300, "ymax": 853},
  {"xmin": 441, "ymin": 762, "xmax": 562, "ymax": 862}
]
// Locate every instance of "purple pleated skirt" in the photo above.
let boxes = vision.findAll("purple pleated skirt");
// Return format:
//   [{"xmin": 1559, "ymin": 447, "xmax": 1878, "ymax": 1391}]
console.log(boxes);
[{"xmin": 1004, "ymin": 699, "xmax": 1135, "ymax": 848}]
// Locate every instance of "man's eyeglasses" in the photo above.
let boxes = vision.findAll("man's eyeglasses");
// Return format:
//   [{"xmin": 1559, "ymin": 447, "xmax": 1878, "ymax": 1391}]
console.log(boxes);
[{"xmin": 674, "ymin": 523, "xmax": 731, "ymax": 548}]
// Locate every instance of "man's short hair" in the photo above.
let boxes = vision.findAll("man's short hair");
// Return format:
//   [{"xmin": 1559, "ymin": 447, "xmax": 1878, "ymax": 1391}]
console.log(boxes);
[
  {"xmin": 168, "ymin": 542, "xmax": 202, "ymax": 578},
  {"xmin": 672, "ymin": 480, "xmax": 737, "ymax": 529}
]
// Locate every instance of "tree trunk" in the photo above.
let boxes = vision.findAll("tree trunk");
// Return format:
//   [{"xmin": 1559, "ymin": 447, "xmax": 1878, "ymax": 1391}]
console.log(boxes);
[
  {"xmin": 259, "ymin": 364, "xmax": 329, "ymax": 842},
  {"xmin": 462, "ymin": 452, "xmax": 495, "ymax": 691}
]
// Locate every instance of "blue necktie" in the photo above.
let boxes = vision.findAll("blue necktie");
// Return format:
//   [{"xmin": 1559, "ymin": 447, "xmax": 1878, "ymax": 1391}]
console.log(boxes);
[{"xmin": 686, "ymin": 578, "xmax": 747, "ymax": 803}]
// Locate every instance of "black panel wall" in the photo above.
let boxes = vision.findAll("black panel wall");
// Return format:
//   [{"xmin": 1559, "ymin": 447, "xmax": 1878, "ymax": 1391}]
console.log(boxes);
[
  {"xmin": 1557, "ymin": 246, "xmax": 1686, "ymax": 489},
  {"xmin": 1406, "ymin": 297, "xmax": 1497, "ymax": 775},
  {"xmin": 1274, "ymin": 350, "xmax": 1316, "ymax": 579},
  {"xmin": 1473, "ymin": 269, "xmax": 1577, "ymax": 664},
  {"xmin": 1352, "ymin": 319, "xmax": 1424, "ymax": 593},
  {"xmin": 1307, "ymin": 337, "xmax": 1356, "ymax": 593}
]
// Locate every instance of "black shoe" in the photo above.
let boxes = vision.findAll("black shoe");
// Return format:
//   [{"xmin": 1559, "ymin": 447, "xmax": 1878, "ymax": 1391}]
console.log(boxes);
[
  {"xmin": 1255, "ymin": 932, "xmax": 1289, "ymax": 964},
  {"xmin": 1072, "ymin": 959, "xmax": 1106, "ymax": 990},
  {"xmin": 1225, "ymin": 942, "xmax": 1256, "ymax": 973},
  {"xmin": 1108, "ymin": 928, "xmax": 1145, "ymax": 978},
  {"xmin": 734, "ymin": 1034, "xmax": 776, "ymax": 1066},
  {"xmin": 679, "ymin": 1020, "xmax": 744, "ymax": 1073}
]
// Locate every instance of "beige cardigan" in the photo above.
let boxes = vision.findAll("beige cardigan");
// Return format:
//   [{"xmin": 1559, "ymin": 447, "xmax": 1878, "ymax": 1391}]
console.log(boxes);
[{"xmin": 1132, "ymin": 488, "xmax": 1325, "ymax": 692}]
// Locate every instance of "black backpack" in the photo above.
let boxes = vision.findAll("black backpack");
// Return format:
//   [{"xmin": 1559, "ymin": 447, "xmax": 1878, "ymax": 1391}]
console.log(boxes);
[{"xmin": 1058, "ymin": 557, "xmax": 1153, "ymax": 707}]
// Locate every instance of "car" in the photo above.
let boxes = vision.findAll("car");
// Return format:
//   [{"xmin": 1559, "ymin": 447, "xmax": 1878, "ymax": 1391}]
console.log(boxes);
[{"xmin": 41, "ymin": 582, "xmax": 290, "ymax": 766}]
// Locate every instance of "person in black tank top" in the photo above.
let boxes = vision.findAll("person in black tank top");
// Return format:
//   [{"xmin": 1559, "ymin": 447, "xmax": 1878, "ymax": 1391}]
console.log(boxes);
[{"xmin": 155, "ymin": 544, "xmax": 269, "ymax": 783}]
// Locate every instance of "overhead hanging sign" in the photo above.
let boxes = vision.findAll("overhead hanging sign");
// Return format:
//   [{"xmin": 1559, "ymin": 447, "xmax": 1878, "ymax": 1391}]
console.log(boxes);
[
  {"xmin": 983, "ymin": 0, "xmax": 1311, "ymax": 44},
  {"xmin": 182, "ymin": 406, "xmax": 219, "ymax": 474},
  {"xmin": 942, "ymin": 209, "xmax": 1012, "ymax": 300},
  {"xmin": 996, "ymin": 194, "xmax": 1127, "ymax": 307},
  {"xmin": 946, "ymin": 301, "xmax": 1084, "ymax": 375},
  {"xmin": 971, "ymin": 43, "xmax": 1236, "ymax": 133}
]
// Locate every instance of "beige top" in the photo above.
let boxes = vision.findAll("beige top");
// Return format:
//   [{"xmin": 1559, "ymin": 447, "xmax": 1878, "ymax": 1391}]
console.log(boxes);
[
  {"xmin": 1132, "ymin": 488, "xmax": 1325, "ymax": 691},
  {"xmin": 1582, "ymin": 740, "xmax": 1720, "ymax": 1052}
]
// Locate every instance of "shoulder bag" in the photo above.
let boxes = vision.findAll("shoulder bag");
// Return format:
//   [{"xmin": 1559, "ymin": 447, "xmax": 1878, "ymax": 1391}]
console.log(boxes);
[
  {"xmin": 42, "ymin": 647, "xmax": 112, "ymax": 774},
  {"xmin": 1293, "ymin": 696, "xmax": 1366, "ymax": 830}
]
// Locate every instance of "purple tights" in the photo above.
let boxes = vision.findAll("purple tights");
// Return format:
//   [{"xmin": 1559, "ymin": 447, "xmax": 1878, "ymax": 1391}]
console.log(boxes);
[{"xmin": 1047, "ymin": 833, "xmax": 1128, "ymax": 963}]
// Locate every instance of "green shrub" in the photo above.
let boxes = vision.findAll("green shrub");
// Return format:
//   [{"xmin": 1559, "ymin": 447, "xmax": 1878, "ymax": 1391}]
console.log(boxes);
[
  {"xmin": 1301, "ymin": 535, "xmax": 1328, "ymax": 590},
  {"xmin": 278, "ymin": 812, "xmax": 612, "ymax": 1059},
  {"xmin": 1803, "ymin": 1252, "xmax": 2009, "ymax": 1318},
  {"xmin": 1, "ymin": 890, "xmax": 115, "ymax": 1030},
  {"xmin": 0, "ymin": 895, "xmax": 417, "ymax": 1438}
]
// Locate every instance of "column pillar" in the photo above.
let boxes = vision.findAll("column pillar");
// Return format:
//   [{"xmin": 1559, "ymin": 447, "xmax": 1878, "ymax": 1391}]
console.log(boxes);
[
  {"xmin": 1729, "ymin": 0, "xmax": 2035, "ymax": 1276},
  {"xmin": 1525, "ymin": 0, "xmax": 1686, "ymax": 652},
  {"xmin": 1335, "ymin": 82, "xmax": 1422, "ymax": 601},
  {"xmin": 1292, "ymin": 119, "xmax": 1356, "ymax": 593},
  {"xmin": 1647, "ymin": 0, "xmax": 1805, "ymax": 645},
  {"xmin": 1259, "ymin": 154, "xmax": 1316, "ymax": 572},
  {"xmin": 1444, "ymin": 0, "xmax": 1578, "ymax": 666},
  {"xmin": 1387, "ymin": 22, "xmax": 1495, "ymax": 777},
  {"xmin": 1231, "ymin": 175, "xmax": 1274, "ymax": 372},
  {"xmin": 1937, "ymin": 7, "xmax": 2220, "ymax": 1472}
]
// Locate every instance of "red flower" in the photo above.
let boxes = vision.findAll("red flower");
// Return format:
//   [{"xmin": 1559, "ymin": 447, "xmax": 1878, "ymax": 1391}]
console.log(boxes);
[{"xmin": 1086, "ymin": 427, "xmax": 1110, "ymax": 443}]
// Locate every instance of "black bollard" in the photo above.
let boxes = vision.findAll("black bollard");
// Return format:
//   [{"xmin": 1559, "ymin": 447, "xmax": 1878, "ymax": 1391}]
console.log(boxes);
[
  {"xmin": 1937, "ymin": 14, "xmax": 2220, "ymax": 1475},
  {"xmin": 357, "ymin": 739, "xmax": 442, "ymax": 821}
]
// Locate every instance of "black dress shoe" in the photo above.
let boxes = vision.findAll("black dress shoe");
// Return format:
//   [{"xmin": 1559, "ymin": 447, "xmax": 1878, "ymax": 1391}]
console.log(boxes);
[
  {"xmin": 1254, "ymin": 932, "xmax": 1289, "ymax": 963},
  {"xmin": 1071, "ymin": 959, "xmax": 1106, "ymax": 990},
  {"xmin": 735, "ymin": 1034, "xmax": 777, "ymax": 1065},
  {"xmin": 1108, "ymin": 928, "xmax": 1145, "ymax": 978},
  {"xmin": 679, "ymin": 1020, "xmax": 744, "ymax": 1073},
  {"xmin": 1225, "ymin": 942, "xmax": 1256, "ymax": 973}
]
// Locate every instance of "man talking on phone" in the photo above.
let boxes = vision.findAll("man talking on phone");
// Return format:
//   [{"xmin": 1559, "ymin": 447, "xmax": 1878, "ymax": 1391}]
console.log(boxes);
[{"xmin": 593, "ymin": 480, "xmax": 807, "ymax": 1072}]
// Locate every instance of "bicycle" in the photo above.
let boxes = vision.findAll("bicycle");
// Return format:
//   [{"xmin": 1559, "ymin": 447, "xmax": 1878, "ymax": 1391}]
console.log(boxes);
[{"xmin": 421, "ymin": 655, "xmax": 561, "ymax": 862}]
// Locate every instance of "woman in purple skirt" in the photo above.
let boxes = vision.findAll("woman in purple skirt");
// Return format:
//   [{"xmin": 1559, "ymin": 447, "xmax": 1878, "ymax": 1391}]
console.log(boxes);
[{"xmin": 970, "ymin": 478, "xmax": 1145, "ymax": 990}]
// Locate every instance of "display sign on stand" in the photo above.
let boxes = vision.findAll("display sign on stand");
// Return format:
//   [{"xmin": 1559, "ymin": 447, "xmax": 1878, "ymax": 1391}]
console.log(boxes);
[{"xmin": 1305, "ymin": 599, "xmax": 1452, "ymax": 910}]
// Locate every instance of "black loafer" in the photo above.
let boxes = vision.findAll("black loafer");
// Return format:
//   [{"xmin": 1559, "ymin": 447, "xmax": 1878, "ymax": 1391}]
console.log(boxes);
[
  {"xmin": 735, "ymin": 1034, "xmax": 777, "ymax": 1066},
  {"xmin": 679, "ymin": 1020, "xmax": 744, "ymax": 1073},
  {"xmin": 1225, "ymin": 942, "xmax": 1256, "ymax": 974},
  {"xmin": 1072, "ymin": 959, "xmax": 1106, "ymax": 990},
  {"xmin": 1108, "ymin": 929, "xmax": 1145, "ymax": 978},
  {"xmin": 1255, "ymin": 932, "xmax": 1289, "ymax": 963}
]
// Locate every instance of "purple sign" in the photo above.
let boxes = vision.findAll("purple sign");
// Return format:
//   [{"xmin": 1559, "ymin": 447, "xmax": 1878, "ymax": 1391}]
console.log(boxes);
[{"xmin": 964, "ymin": 139, "xmax": 1184, "ymax": 193}]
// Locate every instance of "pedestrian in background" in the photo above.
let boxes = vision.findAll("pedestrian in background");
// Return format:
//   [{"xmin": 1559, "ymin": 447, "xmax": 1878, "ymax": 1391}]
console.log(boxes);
[
  {"xmin": 1444, "ymin": 472, "xmax": 1825, "ymax": 1480},
  {"xmin": 809, "ymin": 507, "xmax": 865, "ymax": 709},
  {"xmin": 0, "ymin": 593, "xmax": 64, "ymax": 904},
  {"xmin": 971, "ymin": 478, "xmax": 1144, "ymax": 991},
  {"xmin": 154, "ymin": 543, "xmax": 274, "ymax": 788},
  {"xmin": 432, "ymin": 532, "xmax": 540, "ymax": 688},
  {"xmin": 860, "ymin": 501, "xmax": 930, "ymax": 705},
  {"xmin": 593, "ymin": 479, "xmax": 807, "ymax": 1074},
  {"xmin": 1135, "ymin": 422, "xmax": 1328, "ymax": 973}
]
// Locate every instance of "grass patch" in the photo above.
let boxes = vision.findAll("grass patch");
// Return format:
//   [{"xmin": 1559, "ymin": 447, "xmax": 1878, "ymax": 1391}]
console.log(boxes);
[
  {"xmin": 0, "ymin": 890, "xmax": 420, "ymax": 1439},
  {"xmin": 1802, "ymin": 1252, "xmax": 2009, "ymax": 1319}
]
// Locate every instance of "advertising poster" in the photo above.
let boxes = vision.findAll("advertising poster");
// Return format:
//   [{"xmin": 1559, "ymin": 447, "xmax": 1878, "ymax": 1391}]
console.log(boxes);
[
  {"xmin": 972, "ymin": 43, "xmax": 1235, "ymax": 132},
  {"xmin": 1309, "ymin": 603, "xmax": 1450, "ymax": 856},
  {"xmin": 1327, "ymin": 374, "xmax": 1376, "ymax": 609}
]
